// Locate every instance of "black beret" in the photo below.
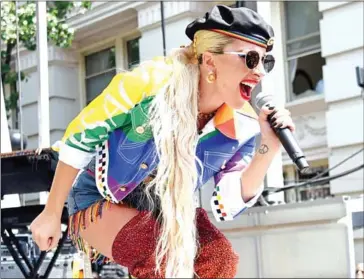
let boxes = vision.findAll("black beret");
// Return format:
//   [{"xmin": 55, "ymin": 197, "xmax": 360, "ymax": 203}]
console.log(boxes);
[{"xmin": 185, "ymin": 5, "xmax": 275, "ymax": 52}]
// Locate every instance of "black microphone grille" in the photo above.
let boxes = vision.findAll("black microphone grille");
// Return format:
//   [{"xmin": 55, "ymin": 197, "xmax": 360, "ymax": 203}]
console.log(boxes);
[{"xmin": 255, "ymin": 92, "xmax": 274, "ymax": 110}]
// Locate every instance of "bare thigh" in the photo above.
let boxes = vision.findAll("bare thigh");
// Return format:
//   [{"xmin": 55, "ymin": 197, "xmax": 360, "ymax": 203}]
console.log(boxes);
[{"xmin": 79, "ymin": 203, "xmax": 139, "ymax": 260}]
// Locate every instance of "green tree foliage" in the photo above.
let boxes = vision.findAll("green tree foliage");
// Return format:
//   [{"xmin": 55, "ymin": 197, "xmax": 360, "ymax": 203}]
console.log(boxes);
[{"xmin": 1, "ymin": 1, "xmax": 91, "ymax": 117}]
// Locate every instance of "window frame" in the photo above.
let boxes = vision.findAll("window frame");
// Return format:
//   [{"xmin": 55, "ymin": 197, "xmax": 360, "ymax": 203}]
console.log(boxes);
[
  {"xmin": 281, "ymin": 1, "xmax": 323, "ymax": 103},
  {"xmin": 83, "ymin": 45, "xmax": 117, "ymax": 105},
  {"xmin": 124, "ymin": 34, "xmax": 141, "ymax": 70},
  {"xmin": 283, "ymin": 160, "xmax": 331, "ymax": 203}
]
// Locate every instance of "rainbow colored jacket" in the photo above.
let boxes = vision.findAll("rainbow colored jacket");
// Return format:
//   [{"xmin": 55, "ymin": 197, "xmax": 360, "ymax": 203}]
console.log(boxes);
[{"xmin": 53, "ymin": 57, "xmax": 263, "ymax": 222}]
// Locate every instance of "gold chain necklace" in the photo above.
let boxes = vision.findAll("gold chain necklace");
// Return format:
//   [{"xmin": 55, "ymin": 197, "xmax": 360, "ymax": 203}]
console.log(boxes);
[{"xmin": 197, "ymin": 111, "xmax": 216, "ymax": 121}]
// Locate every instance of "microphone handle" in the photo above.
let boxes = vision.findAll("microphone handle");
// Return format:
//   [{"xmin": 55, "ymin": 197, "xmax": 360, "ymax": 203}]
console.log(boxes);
[{"xmin": 267, "ymin": 114, "xmax": 309, "ymax": 172}]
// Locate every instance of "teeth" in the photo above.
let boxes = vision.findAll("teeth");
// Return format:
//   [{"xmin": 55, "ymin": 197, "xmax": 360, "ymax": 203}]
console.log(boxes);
[{"xmin": 241, "ymin": 82, "xmax": 254, "ymax": 88}]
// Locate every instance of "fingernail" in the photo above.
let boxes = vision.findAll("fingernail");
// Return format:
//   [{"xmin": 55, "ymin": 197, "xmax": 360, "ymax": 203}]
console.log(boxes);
[
  {"xmin": 272, "ymin": 121, "xmax": 277, "ymax": 126},
  {"xmin": 275, "ymin": 123, "xmax": 283, "ymax": 129},
  {"xmin": 271, "ymin": 117, "xmax": 276, "ymax": 122}
]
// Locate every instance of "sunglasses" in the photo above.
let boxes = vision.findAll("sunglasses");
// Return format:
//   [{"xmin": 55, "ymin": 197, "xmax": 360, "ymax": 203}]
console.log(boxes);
[{"xmin": 223, "ymin": 51, "xmax": 275, "ymax": 73}]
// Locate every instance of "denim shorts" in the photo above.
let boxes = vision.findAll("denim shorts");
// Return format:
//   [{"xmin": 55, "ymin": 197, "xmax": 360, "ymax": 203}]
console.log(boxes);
[
  {"xmin": 66, "ymin": 170, "xmax": 160, "ymax": 217},
  {"xmin": 67, "ymin": 170, "xmax": 103, "ymax": 216}
]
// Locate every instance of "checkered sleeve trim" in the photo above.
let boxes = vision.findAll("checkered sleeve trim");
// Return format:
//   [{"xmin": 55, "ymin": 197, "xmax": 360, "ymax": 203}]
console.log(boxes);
[
  {"xmin": 211, "ymin": 186, "xmax": 234, "ymax": 222},
  {"xmin": 95, "ymin": 142, "xmax": 118, "ymax": 203},
  {"xmin": 211, "ymin": 171, "xmax": 264, "ymax": 222}
]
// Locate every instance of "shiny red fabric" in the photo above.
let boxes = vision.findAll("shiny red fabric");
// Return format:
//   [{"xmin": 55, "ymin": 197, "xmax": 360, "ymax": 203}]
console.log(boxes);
[{"xmin": 111, "ymin": 208, "xmax": 238, "ymax": 278}]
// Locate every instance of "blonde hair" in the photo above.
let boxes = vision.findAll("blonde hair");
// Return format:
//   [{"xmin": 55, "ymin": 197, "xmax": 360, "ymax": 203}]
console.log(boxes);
[{"xmin": 147, "ymin": 30, "xmax": 234, "ymax": 278}]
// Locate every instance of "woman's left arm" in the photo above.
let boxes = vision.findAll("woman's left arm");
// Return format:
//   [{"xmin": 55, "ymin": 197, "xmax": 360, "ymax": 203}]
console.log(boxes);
[
  {"xmin": 210, "ymin": 105, "xmax": 294, "ymax": 222},
  {"xmin": 240, "ymin": 138, "xmax": 279, "ymax": 201},
  {"xmin": 241, "ymin": 104, "xmax": 295, "ymax": 201}
]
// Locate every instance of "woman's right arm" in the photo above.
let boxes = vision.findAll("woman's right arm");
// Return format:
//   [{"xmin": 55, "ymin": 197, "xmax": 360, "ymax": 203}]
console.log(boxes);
[
  {"xmin": 31, "ymin": 58, "xmax": 173, "ymax": 251},
  {"xmin": 45, "ymin": 161, "xmax": 80, "ymax": 218},
  {"xmin": 30, "ymin": 161, "xmax": 79, "ymax": 251},
  {"xmin": 31, "ymin": 69, "xmax": 150, "ymax": 251},
  {"xmin": 30, "ymin": 69, "xmax": 147, "ymax": 251}
]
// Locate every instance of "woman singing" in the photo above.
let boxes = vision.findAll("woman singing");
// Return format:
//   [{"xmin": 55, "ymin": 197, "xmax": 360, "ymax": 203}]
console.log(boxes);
[{"xmin": 31, "ymin": 5, "xmax": 294, "ymax": 278}]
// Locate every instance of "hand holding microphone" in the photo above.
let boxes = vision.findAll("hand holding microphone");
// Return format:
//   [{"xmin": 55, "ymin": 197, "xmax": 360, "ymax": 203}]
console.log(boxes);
[{"xmin": 255, "ymin": 92, "xmax": 309, "ymax": 173}]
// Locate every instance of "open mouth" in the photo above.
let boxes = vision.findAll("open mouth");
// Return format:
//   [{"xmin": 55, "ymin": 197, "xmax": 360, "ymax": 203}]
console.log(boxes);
[{"xmin": 239, "ymin": 82, "xmax": 254, "ymax": 101}]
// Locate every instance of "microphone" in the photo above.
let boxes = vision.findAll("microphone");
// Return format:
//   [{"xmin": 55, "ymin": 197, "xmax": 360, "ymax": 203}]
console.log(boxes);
[{"xmin": 255, "ymin": 92, "xmax": 310, "ymax": 173}]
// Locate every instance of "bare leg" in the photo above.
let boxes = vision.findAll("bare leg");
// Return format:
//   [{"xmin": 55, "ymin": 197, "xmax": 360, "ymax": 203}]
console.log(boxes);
[{"xmin": 78, "ymin": 203, "xmax": 139, "ymax": 260}]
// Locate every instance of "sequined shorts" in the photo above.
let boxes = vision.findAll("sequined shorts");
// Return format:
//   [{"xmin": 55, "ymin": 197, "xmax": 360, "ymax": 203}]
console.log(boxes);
[{"xmin": 66, "ymin": 170, "xmax": 160, "ymax": 264}]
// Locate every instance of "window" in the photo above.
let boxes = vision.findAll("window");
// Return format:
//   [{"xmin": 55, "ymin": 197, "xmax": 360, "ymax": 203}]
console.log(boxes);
[
  {"xmin": 283, "ymin": 161, "xmax": 331, "ymax": 203},
  {"xmin": 283, "ymin": 2, "xmax": 325, "ymax": 102},
  {"xmin": 85, "ymin": 47, "xmax": 116, "ymax": 104},
  {"xmin": 126, "ymin": 37, "xmax": 140, "ymax": 70},
  {"xmin": 11, "ymin": 108, "xmax": 19, "ymax": 129},
  {"xmin": 296, "ymin": 166, "xmax": 330, "ymax": 201}
]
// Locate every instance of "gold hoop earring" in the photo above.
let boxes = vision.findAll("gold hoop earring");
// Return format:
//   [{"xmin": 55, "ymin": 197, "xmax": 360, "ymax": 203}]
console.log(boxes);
[{"xmin": 206, "ymin": 71, "xmax": 216, "ymax": 83}]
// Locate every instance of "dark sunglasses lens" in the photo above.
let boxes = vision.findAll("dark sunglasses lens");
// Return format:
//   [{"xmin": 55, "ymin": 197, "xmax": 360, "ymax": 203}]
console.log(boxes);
[
  {"xmin": 263, "ymin": 54, "xmax": 275, "ymax": 73},
  {"xmin": 246, "ymin": 51, "xmax": 260, "ymax": 69}
]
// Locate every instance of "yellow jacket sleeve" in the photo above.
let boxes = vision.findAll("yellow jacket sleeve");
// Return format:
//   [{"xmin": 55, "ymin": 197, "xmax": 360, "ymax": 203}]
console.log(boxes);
[{"xmin": 53, "ymin": 57, "xmax": 172, "ymax": 169}]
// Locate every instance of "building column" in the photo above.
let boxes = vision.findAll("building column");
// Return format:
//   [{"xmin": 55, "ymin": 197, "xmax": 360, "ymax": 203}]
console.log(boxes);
[
  {"xmin": 257, "ymin": 2, "xmax": 287, "ymax": 203},
  {"xmin": 115, "ymin": 37, "xmax": 126, "ymax": 73},
  {"xmin": 1, "ymin": 79, "xmax": 21, "ymax": 208},
  {"xmin": 319, "ymin": 2, "xmax": 364, "ymax": 197},
  {"xmin": 36, "ymin": 1, "xmax": 50, "ymax": 148},
  {"xmin": 1, "ymin": 80, "xmax": 11, "ymax": 152}
]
